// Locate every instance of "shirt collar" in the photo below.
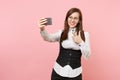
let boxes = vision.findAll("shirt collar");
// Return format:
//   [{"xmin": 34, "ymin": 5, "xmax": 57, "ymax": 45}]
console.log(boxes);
[{"xmin": 69, "ymin": 27, "xmax": 76, "ymax": 32}]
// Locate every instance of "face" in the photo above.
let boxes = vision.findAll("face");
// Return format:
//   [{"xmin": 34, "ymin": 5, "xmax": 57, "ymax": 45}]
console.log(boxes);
[{"xmin": 67, "ymin": 12, "xmax": 79, "ymax": 28}]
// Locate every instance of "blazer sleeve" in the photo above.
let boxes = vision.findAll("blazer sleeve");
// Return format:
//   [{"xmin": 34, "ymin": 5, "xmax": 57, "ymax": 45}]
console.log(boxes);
[
  {"xmin": 79, "ymin": 32, "xmax": 91, "ymax": 59},
  {"xmin": 40, "ymin": 30, "xmax": 62, "ymax": 42}
]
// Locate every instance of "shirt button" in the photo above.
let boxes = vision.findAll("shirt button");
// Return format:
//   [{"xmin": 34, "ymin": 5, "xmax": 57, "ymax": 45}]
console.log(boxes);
[
  {"xmin": 67, "ymin": 62, "xmax": 70, "ymax": 64},
  {"xmin": 69, "ymin": 53, "xmax": 72, "ymax": 56}
]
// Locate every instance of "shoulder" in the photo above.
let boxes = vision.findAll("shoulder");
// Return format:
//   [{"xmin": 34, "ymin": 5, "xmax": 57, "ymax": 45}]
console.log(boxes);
[
  {"xmin": 58, "ymin": 30, "xmax": 63, "ymax": 33},
  {"xmin": 84, "ymin": 31, "xmax": 90, "ymax": 38},
  {"xmin": 57, "ymin": 30, "xmax": 63, "ymax": 35},
  {"xmin": 54, "ymin": 30, "xmax": 63, "ymax": 37},
  {"xmin": 84, "ymin": 31, "xmax": 89, "ymax": 35}
]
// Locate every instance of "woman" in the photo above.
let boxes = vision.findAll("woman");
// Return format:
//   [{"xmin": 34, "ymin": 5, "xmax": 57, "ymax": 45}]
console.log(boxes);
[{"xmin": 38, "ymin": 8, "xmax": 91, "ymax": 80}]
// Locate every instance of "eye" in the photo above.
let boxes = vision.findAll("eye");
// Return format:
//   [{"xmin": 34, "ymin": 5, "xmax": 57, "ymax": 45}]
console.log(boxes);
[
  {"xmin": 69, "ymin": 16, "xmax": 73, "ymax": 19},
  {"xmin": 68, "ymin": 16, "xmax": 79, "ymax": 20},
  {"xmin": 74, "ymin": 17, "xmax": 79, "ymax": 20}
]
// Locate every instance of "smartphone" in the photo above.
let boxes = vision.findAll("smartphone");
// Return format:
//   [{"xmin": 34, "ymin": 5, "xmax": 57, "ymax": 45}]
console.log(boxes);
[{"xmin": 46, "ymin": 18, "xmax": 52, "ymax": 25}]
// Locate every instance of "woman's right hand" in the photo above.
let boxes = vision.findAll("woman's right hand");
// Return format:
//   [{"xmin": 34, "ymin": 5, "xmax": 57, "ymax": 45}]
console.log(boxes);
[{"xmin": 38, "ymin": 18, "xmax": 47, "ymax": 31}]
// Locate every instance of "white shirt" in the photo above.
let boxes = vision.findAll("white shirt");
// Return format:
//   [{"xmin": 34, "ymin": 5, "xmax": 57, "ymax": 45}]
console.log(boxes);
[{"xmin": 40, "ymin": 28, "xmax": 91, "ymax": 77}]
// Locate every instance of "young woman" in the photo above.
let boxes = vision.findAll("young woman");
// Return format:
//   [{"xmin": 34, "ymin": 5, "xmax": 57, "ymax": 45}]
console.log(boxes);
[{"xmin": 38, "ymin": 8, "xmax": 91, "ymax": 80}]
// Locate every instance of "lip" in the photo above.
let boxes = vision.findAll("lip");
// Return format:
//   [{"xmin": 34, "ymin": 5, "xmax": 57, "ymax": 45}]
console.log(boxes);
[
  {"xmin": 70, "ymin": 23, "xmax": 76, "ymax": 26},
  {"xmin": 68, "ymin": 21, "xmax": 77, "ymax": 27}
]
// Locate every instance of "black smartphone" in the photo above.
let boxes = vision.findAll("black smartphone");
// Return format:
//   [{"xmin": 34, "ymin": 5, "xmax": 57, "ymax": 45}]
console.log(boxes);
[{"xmin": 46, "ymin": 18, "xmax": 52, "ymax": 25}]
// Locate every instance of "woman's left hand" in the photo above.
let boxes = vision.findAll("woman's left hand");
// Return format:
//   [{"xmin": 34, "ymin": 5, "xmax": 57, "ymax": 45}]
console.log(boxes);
[{"xmin": 72, "ymin": 31, "xmax": 83, "ymax": 44}]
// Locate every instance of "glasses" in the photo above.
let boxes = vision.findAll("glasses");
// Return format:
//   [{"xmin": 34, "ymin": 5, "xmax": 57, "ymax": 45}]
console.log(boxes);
[{"xmin": 68, "ymin": 16, "xmax": 79, "ymax": 21}]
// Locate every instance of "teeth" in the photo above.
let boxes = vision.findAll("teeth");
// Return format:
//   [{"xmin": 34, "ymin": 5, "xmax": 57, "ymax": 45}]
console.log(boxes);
[{"xmin": 71, "ymin": 24, "xmax": 74, "ymax": 25}]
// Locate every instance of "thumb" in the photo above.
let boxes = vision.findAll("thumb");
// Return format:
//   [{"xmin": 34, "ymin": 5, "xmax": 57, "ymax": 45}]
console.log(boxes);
[{"xmin": 72, "ymin": 32, "xmax": 77, "ymax": 36}]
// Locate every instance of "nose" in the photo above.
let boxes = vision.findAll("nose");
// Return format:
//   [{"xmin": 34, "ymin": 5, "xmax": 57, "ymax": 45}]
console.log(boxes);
[{"xmin": 71, "ymin": 19, "xmax": 75, "ymax": 23}]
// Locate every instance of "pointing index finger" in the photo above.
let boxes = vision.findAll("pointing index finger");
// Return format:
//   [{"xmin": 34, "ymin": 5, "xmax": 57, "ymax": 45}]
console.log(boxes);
[{"xmin": 78, "ymin": 31, "xmax": 81, "ymax": 36}]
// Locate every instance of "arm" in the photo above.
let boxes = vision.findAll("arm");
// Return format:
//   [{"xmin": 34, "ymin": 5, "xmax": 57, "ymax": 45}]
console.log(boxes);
[
  {"xmin": 38, "ymin": 18, "xmax": 62, "ymax": 42},
  {"xmin": 40, "ymin": 30, "xmax": 62, "ymax": 42},
  {"xmin": 79, "ymin": 32, "xmax": 91, "ymax": 59}
]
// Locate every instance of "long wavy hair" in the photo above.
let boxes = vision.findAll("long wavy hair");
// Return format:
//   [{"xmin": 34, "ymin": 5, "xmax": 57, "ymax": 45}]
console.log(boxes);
[{"xmin": 61, "ymin": 8, "xmax": 85, "ymax": 42}]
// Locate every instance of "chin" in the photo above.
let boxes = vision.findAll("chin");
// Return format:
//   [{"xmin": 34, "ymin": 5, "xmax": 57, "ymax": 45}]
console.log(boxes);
[{"xmin": 69, "ymin": 25, "xmax": 76, "ymax": 28}]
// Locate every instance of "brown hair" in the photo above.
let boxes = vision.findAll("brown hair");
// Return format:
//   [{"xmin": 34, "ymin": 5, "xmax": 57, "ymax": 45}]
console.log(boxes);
[{"xmin": 61, "ymin": 8, "xmax": 85, "ymax": 42}]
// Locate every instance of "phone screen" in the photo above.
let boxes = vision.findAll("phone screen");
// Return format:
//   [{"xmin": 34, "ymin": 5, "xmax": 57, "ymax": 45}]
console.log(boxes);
[{"xmin": 46, "ymin": 18, "xmax": 52, "ymax": 25}]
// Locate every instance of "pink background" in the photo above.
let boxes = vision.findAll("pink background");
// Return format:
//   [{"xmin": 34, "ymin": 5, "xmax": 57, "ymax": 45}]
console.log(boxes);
[{"xmin": 0, "ymin": 0, "xmax": 120, "ymax": 80}]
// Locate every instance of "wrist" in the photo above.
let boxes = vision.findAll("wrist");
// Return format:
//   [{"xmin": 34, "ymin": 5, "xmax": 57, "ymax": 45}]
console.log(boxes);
[{"xmin": 40, "ymin": 27, "xmax": 45, "ymax": 31}]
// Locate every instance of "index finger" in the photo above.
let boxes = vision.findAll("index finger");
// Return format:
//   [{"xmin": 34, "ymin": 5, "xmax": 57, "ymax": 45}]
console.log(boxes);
[{"xmin": 78, "ymin": 31, "xmax": 81, "ymax": 36}]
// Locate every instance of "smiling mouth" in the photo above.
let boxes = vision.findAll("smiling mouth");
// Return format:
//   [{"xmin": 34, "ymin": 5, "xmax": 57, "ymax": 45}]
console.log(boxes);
[{"xmin": 70, "ymin": 23, "xmax": 76, "ymax": 26}]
